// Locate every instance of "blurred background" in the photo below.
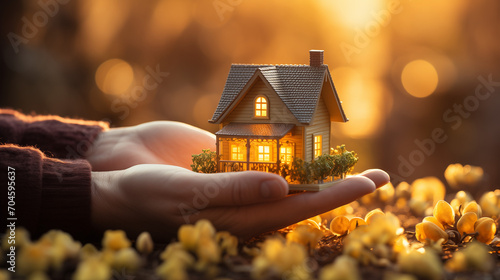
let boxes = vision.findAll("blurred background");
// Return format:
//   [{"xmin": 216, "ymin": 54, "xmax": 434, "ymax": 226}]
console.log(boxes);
[{"xmin": 1, "ymin": 0, "xmax": 499, "ymax": 191}]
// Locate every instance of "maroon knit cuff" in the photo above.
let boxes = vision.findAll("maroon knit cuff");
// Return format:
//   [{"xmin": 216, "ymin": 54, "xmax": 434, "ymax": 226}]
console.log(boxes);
[
  {"xmin": 0, "ymin": 145, "xmax": 43, "ymax": 232},
  {"xmin": 40, "ymin": 157, "xmax": 92, "ymax": 241},
  {"xmin": 0, "ymin": 109, "xmax": 109, "ymax": 159}
]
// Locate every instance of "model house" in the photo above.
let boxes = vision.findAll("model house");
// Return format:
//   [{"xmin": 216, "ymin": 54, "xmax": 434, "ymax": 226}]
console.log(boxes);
[{"xmin": 209, "ymin": 50, "xmax": 348, "ymax": 172}]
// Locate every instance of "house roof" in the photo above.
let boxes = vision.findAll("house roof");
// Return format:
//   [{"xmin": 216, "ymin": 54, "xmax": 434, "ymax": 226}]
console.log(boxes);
[
  {"xmin": 215, "ymin": 123, "xmax": 295, "ymax": 138},
  {"xmin": 209, "ymin": 64, "xmax": 348, "ymax": 124}
]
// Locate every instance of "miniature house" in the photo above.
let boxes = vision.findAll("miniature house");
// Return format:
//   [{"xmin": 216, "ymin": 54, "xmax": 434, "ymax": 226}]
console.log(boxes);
[{"xmin": 209, "ymin": 50, "xmax": 348, "ymax": 172}]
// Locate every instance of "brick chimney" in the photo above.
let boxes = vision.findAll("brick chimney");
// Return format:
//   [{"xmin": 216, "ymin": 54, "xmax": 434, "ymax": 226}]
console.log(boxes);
[{"xmin": 309, "ymin": 50, "xmax": 324, "ymax": 67}]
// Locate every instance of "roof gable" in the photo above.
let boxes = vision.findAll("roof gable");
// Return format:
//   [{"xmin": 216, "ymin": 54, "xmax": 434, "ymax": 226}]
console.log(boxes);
[{"xmin": 210, "ymin": 64, "xmax": 347, "ymax": 124}]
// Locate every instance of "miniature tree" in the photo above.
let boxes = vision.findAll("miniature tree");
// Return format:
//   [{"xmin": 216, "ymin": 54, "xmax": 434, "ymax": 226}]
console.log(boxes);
[
  {"xmin": 331, "ymin": 145, "xmax": 358, "ymax": 179},
  {"xmin": 311, "ymin": 154, "xmax": 335, "ymax": 183},
  {"xmin": 269, "ymin": 161, "xmax": 291, "ymax": 181},
  {"xmin": 290, "ymin": 158, "xmax": 314, "ymax": 184},
  {"xmin": 191, "ymin": 149, "xmax": 218, "ymax": 173}
]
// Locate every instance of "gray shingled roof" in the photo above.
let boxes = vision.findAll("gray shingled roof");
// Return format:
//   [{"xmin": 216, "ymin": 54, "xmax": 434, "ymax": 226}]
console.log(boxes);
[
  {"xmin": 215, "ymin": 123, "xmax": 295, "ymax": 138},
  {"xmin": 210, "ymin": 64, "xmax": 338, "ymax": 124}
]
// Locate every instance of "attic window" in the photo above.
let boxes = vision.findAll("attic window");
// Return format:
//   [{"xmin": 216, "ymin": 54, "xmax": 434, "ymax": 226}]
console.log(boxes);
[{"xmin": 254, "ymin": 96, "xmax": 269, "ymax": 118}]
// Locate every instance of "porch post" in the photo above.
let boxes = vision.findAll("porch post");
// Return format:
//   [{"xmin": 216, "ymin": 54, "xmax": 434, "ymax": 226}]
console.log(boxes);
[
  {"xmin": 215, "ymin": 135, "xmax": 220, "ymax": 172},
  {"xmin": 276, "ymin": 138, "xmax": 280, "ymax": 173},
  {"xmin": 246, "ymin": 137, "xmax": 250, "ymax": 170}
]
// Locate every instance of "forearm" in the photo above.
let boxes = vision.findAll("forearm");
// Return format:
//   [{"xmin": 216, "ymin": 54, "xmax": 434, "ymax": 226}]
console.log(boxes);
[{"xmin": 0, "ymin": 109, "xmax": 109, "ymax": 159}]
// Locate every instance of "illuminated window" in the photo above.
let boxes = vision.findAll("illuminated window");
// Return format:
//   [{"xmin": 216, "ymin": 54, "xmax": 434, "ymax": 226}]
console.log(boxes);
[
  {"xmin": 314, "ymin": 135, "xmax": 322, "ymax": 158},
  {"xmin": 257, "ymin": 145, "xmax": 271, "ymax": 162},
  {"xmin": 231, "ymin": 144, "xmax": 245, "ymax": 161},
  {"xmin": 280, "ymin": 146, "xmax": 293, "ymax": 164},
  {"xmin": 255, "ymin": 96, "xmax": 268, "ymax": 117}
]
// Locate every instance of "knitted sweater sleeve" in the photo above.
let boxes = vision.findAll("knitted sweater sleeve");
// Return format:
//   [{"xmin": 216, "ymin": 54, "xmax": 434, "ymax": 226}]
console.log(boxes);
[
  {"xmin": 0, "ymin": 109, "xmax": 109, "ymax": 159},
  {"xmin": 0, "ymin": 145, "xmax": 93, "ymax": 240},
  {"xmin": 0, "ymin": 109, "xmax": 109, "ymax": 240}
]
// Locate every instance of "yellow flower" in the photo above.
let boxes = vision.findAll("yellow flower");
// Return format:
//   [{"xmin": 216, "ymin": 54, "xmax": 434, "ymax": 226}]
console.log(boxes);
[
  {"xmin": 252, "ymin": 238, "xmax": 309, "ymax": 279},
  {"xmin": 398, "ymin": 250, "xmax": 443, "ymax": 280},
  {"xmin": 17, "ymin": 242, "xmax": 51, "ymax": 275},
  {"xmin": 287, "ymin": 224, "xmax": 324, "ymax": 249},
  {"xmin": 72, "ymin": 257, "xmax": 111, "ymax": 280},
  {"xmin": 102, "ymin": 230, "xmax": 131, "ymax": 251},
  {"xmin": 446, "ymin": 242, "xmax": 493, "ymax": 272},
  {"xmin": 319, "ymin": 255, "xmax": 360, "ymax": 280},
  {"xmin": 136, "ymin": 232, "xmax": 154, "ymax": 254},
  {"xmin": 215, "ymin": 231, "xmax": 238, "ymax": 256},
  {"xmin": 112, "ymin": 248, "xmax": 141, "ymax": 272}
]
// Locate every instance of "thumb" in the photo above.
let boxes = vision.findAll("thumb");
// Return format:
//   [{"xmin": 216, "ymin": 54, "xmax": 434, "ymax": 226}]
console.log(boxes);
[{"xmin": 188, "ymin": 171, "xmax": 289, "ymax": 207}]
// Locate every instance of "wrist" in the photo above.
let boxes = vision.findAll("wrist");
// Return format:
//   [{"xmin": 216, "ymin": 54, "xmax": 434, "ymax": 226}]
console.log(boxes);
[{"xmin": 90, "ymin": 170, "xmax": 120, "ymax": 233}]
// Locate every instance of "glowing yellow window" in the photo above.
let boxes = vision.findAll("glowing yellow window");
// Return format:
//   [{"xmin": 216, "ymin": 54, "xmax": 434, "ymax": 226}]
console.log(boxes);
[
  {"xmin": 231, "ymin": 144, "xmax": 244, "ymax": 161},
  {"xmin": 257, "ymin": 145, "xmax": 271, "ymax": 162},
  {"xmin": 280, "ymin": 146, "xmax": 293, "ymax": 164},
  {"xmin": 255, "ymin": 96, "xmax": 268, "ymax": 117},
  {"xmin": 314, "ymin": 135, "xmax": 322, "ymax": 158}
]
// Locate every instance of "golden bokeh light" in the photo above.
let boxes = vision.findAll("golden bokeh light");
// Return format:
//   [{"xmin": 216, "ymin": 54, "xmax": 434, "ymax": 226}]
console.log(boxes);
[
  {"xmin": 401, "ymin": 60, "xmax": 439, "ymax": 98},
  {"xmin": 192, "ymin": 92, "xmax": 221, "ymax": 128},
  {"xmin": 320, "ymin": 0, "xmax": 384, "ymax": 27},
  {"xmin": 148, "ymin": 0, "xmax": 192, "ymax": 41},
  {"xmin": 79, "ymin": 0, "xmax": 130, "ymax": 59},
  {"xmin": 95, "ymin": 59, "xmax": 134, "ymax": 96},
  {"xmin": 333, "ymin": 67, "xmax": 385, "ymax": 139}
]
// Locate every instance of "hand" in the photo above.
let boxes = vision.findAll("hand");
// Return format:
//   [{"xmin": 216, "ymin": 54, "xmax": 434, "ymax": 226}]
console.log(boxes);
[
  {"xmin": 91, "ymin": 166, "xmax": 389, "ymax": 241},
  {"xmin": 86, "ymin": 121, "xmax": 215, "ymax": 171}
]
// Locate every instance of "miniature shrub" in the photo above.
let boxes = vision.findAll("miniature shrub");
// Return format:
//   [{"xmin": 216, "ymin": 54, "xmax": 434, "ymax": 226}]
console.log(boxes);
[
  {"xmin": 191, "ymin": 149, "xmax": 218, "ymax": 173},
  {"xmin": 290, "ymin": 158, "xmax": 314, "ymax": 184},
  {"xmin": 269, "ymin": 162, "xmax": 291, "ymax": 180},
  {"xmin": 331, "ymin": 145, "xmax": 358, "ymax": 179},
  {"xmin": 311, "ymin": 154, "xmax": 335, "ymax": 183}
]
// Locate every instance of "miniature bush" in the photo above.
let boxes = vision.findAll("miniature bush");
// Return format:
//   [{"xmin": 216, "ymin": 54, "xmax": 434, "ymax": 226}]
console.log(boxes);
[
  {"xmin": 331, "ymin": 145, "xmax": 358, "ymax": 179},
  {"xmin": 311, "ymin": 154, "xmax": 335, "ymax": 183},
  {"xmin": 269, "ymin": 162, "xmax": 291, "ymax": 180},
  {"xmin": 290, "ymin": 158, "xmax": 314, "ymax": 184},
  {"xmin": 191, "ymin": 149, "xmax": 218, "ymax": 173}
]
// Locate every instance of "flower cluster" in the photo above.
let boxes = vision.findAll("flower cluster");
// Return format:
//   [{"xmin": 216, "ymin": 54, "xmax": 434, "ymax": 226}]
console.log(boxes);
[
  {"xmin": 1, "ymin": 162, "xmax": 498, "ymax": 280},
  {"xmin": 157, "ymin": 219, "xmax": 238, "ymax": 279},
  {"xmin": 415, "ymin": 199, "xmax": 497, "ymax": 245}
]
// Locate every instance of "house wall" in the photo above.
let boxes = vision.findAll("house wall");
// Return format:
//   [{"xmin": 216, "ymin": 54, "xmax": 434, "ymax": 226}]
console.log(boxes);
[
  {"xmin": 280, "ymin": 126, "xmax": 304, "ymax": 160},
  {"xmin": 304, "ymin": 95, "xmax": 331, "ymax": 161},
  {"xmin": 223, "ymin": 78, "xmax": 300, "ymax": 125}
]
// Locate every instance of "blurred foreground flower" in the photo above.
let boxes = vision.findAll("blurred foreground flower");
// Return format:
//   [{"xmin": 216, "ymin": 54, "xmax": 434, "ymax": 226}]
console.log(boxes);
[
  {"xmin": 444, "ymin": 163, "xmax": 484, "ymax": 190},
  {"xmin": 445, "ymin": 242, "xmax": 494, "ymax": 273},
  {"xmin": 409, "ymin": 177, "xmax": 446, "ymax": 217},
  {"xmin": 252, "ymin": 238, "xmax": 310, "ymax": 280}
]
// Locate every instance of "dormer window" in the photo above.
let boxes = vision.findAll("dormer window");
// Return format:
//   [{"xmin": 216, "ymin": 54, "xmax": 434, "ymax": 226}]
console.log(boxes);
[{"xmin": 254, "ymin": 96, "xmax": 269, "ymax": 118}]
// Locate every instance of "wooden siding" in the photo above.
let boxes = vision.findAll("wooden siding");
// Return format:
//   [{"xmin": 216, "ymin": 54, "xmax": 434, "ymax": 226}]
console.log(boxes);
[
  {"xmin": 223, "ymin": 78, "xmax": 299, "ymax": 125},
  {"xmin": 304, "ymin": 95, "xmax": 331, "ymax": 161}
]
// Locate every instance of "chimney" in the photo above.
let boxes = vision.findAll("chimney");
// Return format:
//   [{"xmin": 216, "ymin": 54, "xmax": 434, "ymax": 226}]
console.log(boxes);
[{"xmin": 309, "ymin": 50, "xmax": 324, "ymax": 67}]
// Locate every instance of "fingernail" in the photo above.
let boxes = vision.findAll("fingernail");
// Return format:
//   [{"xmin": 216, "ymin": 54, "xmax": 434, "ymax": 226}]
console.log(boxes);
[{"xmin": 260, "ymin": 179, "xmax": 285, "ymax": 199}]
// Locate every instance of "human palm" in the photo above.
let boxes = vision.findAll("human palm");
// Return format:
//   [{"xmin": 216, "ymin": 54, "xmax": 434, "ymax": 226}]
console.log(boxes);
[
  {"xmin": 86, "ymin": 121, "xmax": 215, "ymax": 171},
  {"xmin": 87, "ymin": 120, "xmax": 390, "ymax": 240},
  {"xmin": 91, "ymin": 165, "xmax": 389, "ymax": 241}
]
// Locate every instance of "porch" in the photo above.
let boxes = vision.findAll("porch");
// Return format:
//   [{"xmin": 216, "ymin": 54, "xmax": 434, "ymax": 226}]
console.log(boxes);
[{"xmin": 215, "ymin": 123, "xmax": 296, "ymax": 173}]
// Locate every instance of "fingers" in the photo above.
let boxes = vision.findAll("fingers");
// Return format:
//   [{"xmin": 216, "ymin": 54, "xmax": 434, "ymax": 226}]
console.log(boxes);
[
  {"xmin": 187, "ymin": 171, "xmax": 289, "ymax": 207},
  {"xmin": 357, "ymin": 169, "xmax": 390, "ymax": 188},
  {"xmin": 203, "ymin": 175, "xmax": 378, "ymax": 238}
]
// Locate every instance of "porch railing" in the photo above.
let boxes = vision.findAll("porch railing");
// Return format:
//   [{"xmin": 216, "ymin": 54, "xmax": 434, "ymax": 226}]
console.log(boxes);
[{"xmin": 219, "ymin": 160, "xmax": 279, "ymax": 173}]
